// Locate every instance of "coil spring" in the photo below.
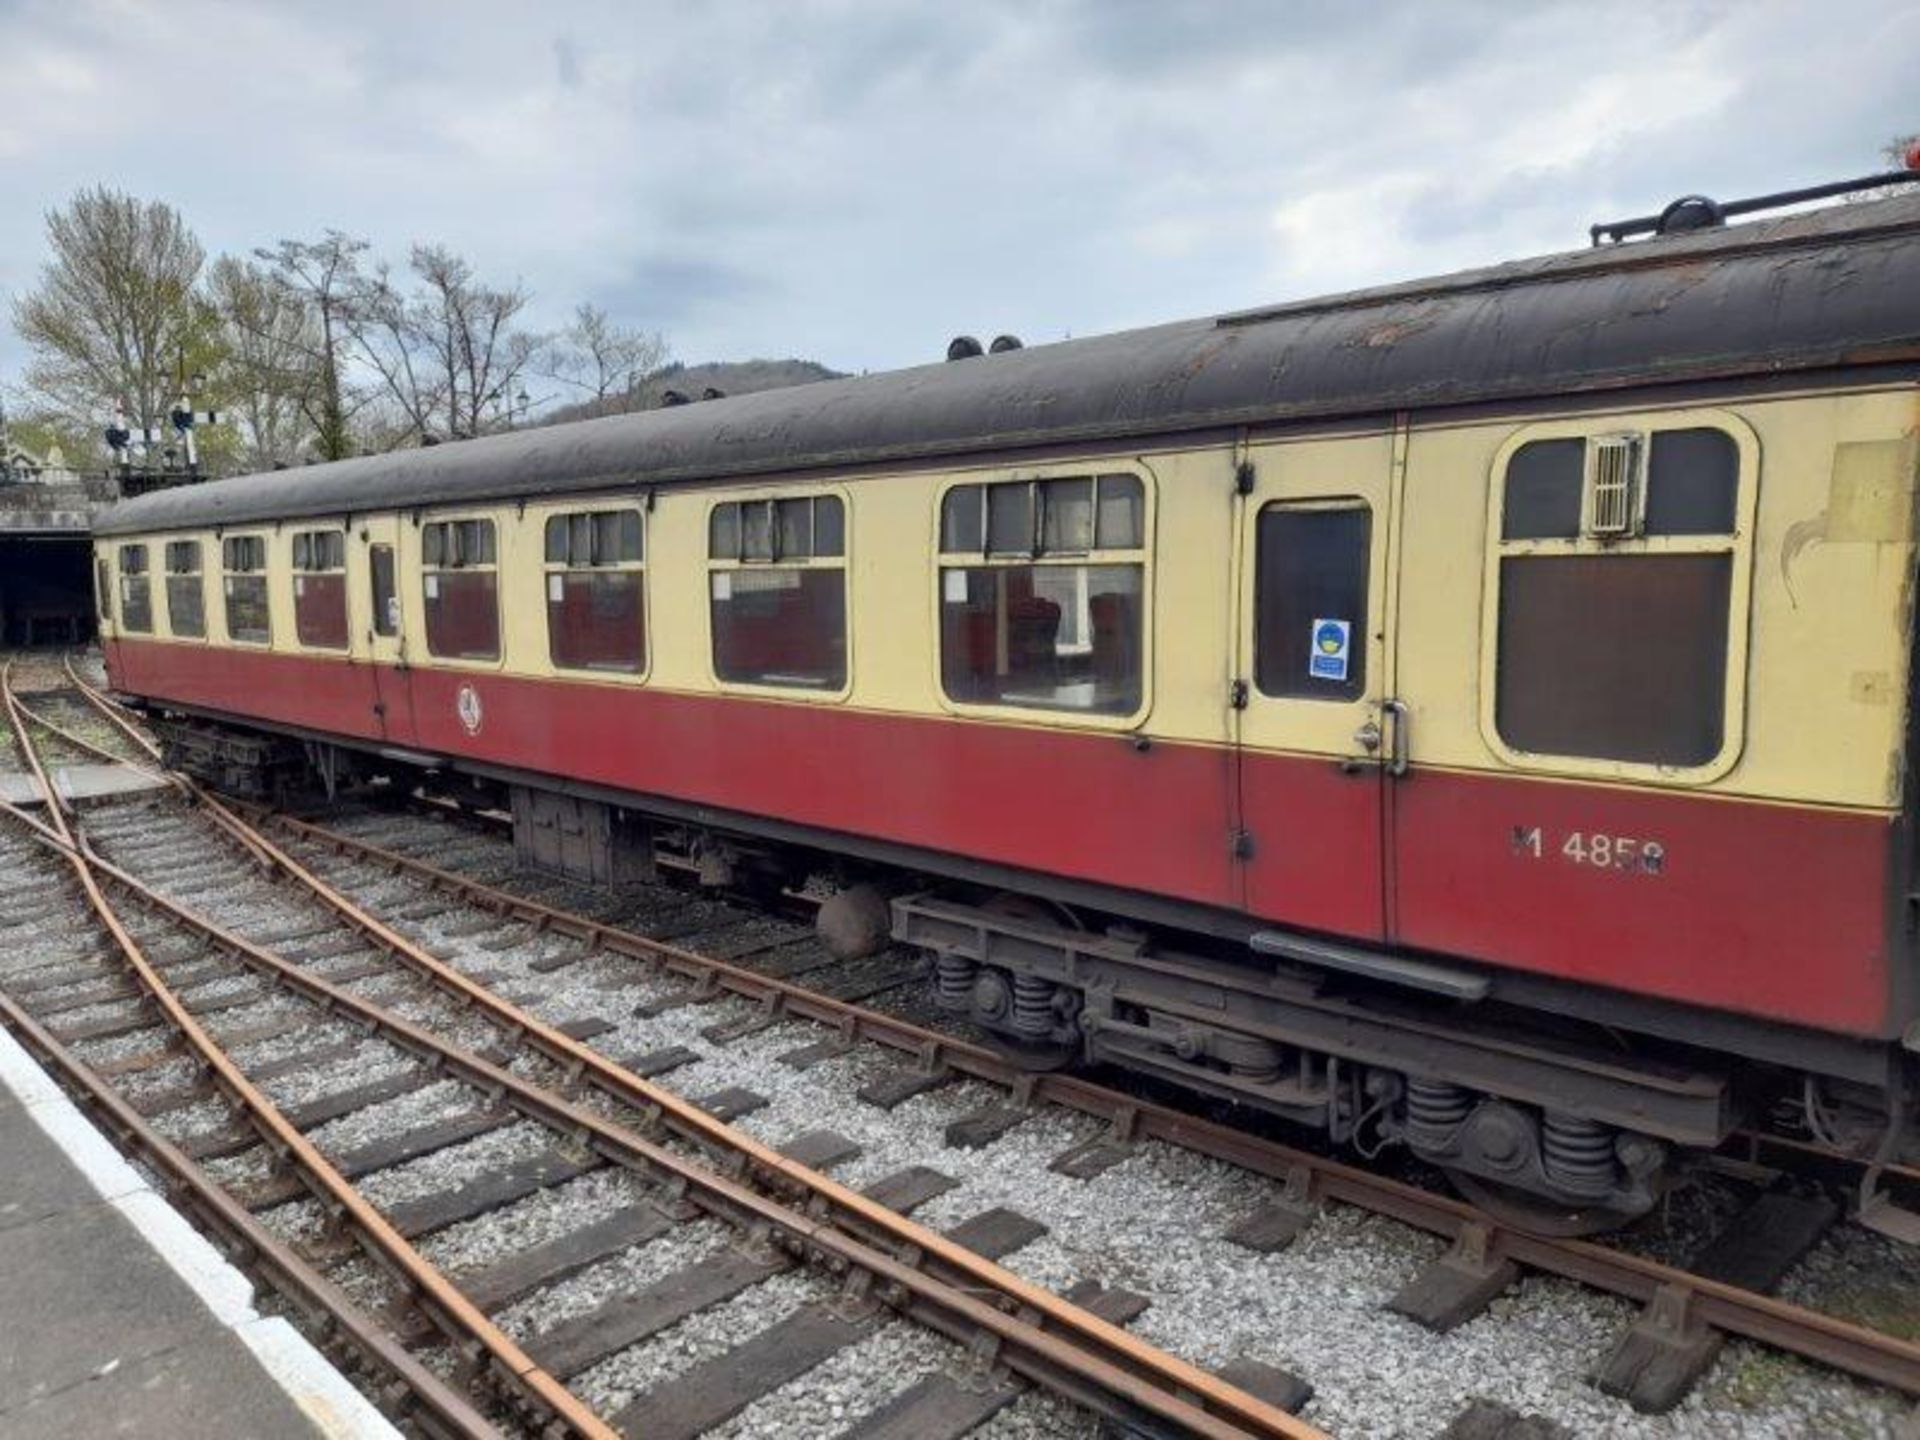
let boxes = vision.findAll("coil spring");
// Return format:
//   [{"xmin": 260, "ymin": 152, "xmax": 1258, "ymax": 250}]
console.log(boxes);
[
  {"xmin": 1010, "ymin": 973, "xmax": 1056, "ymax": 1037},
  {"xmin": 1541, "ymin": 1113, "xmax": 1616, "ymax": 1199},
  {"xmin": 933, "ymin": 953, "xmax": 977, "ymax": 1011},
  {"xmin": 1405, "ymin": 1078, "xmax": 1472, "ymax": 1129}
]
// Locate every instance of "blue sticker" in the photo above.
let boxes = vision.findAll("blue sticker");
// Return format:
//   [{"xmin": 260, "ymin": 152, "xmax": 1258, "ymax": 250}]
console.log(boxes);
[{"xmin": 1308, "ymin": 618, "xmax": 1350, "ymax": 682}]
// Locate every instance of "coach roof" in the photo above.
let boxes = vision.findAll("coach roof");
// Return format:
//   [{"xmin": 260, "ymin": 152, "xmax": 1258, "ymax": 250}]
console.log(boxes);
[{"xmin": 97, "ymin": 192, "xmax": 1920, "ymax": 537}]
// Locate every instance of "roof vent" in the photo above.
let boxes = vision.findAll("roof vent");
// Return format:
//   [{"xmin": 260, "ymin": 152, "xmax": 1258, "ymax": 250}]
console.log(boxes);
[
  {"xmin": 1591, "ymin": 157, "xmax": 1920, "ymax": 245},
  {"xmin": 946, "ymin": 336, "xmax": 984, "ymax": 362},
  {"xmin": 660, "ymin": 389, "xmax": 691, "ymax": 407},
  {"xmin": 988, "ymin": 334, "xmax": 1023, "ymax": 353},
  {"xmin": 701, "ymin": 387, "xmax": 727, "ymax": 401}
]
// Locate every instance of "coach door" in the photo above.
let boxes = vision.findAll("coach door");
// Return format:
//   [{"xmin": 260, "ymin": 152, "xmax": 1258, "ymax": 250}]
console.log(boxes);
[
  {"xmin": 357, "ymin": 516, "xmax": 417, "ymax": 744},
  {"xmin": 1230, "ymin": 430, "xmax": 1400, "ymax": 940}
]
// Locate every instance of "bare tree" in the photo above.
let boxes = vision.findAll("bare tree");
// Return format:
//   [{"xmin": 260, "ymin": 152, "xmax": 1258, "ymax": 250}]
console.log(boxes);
[
  {"xmin": 346, "ymin": 245, "xmax": 542, "ymax": 443},
  {"xmin": 255, "ymin": 231, "xmax": 369, "ymax": 461},
  {"xmin": 1847, "ymin": 133, "xmax": 1920, "ymax": 204},
  {"xmin": 540, "ymin": 302, "xmax": 669, "ymax": 415},
  {"xmin": 12, "ymin": 187, "xmax": 218, "ymax": 442},
  {"xmin": 207, "ymin": 256, "xmax": 322, "ymax": 469}
]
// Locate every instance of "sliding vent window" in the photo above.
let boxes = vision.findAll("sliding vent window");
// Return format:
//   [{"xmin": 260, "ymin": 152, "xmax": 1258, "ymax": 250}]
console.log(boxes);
[
  {"xmin": 292, "ymin": 530, "xmax": 348, "ymax": 649},
  {"xmin": 1255, "ymin": 504, "xmax": 1371, "ymax": 701},
  {"xmin": 163, "ymin": 540, "xmax": 205, "ymax": 638},
  {"xmin": 1494, "ymin": 428, "xmax": 1741, "ymax": 767},
  {"xmin": 117, "ymin": 544, "xmax": 153, "ymax": 634},
  {"xmin": 222, "ymin": 535, "xmax": 271, "ymax": 644},
  {"xmin": 545, "ymin": 508, "xmax": 645, "ymax": 673},
  {"xmin": 421, "ymin": 519, "xmax": 500, "ymax": 661},
  {"xmin": 708, "ymin": 496, "xmax": 846, "ymax": 689},
  {"xmin": 938, "ymin": 474, "xmax": 1146, "ymax": 715}
]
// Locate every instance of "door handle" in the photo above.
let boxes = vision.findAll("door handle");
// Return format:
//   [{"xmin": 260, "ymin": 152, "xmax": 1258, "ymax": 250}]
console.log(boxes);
[
  {"xmin": 1338, "ymin": 718, "xmax": 1382, "ymax": 775},
  {"xmin": 1383, "ymin": 698, "xmax": 1411, "ymax": 777}
]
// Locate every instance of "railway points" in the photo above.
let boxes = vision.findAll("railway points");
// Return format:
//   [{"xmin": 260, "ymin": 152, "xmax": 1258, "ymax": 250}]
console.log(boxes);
[
  {"xmin": 13, "ymin": 162, "xmax": 1920, "ymax": 1438},
  {"xmin": 0, "ymin": 653, "xmax": 1914, "ymax": 1435}
]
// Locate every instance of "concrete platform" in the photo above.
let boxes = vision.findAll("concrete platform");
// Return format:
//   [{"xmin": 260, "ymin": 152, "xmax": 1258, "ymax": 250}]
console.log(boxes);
[
  {"xmin": 0, "ymin": 762, "xmax": 170, "ymax": 807},
  {"xmin": 0, "ymin": 1024, "xmax": 396, "ymax": 1438}
]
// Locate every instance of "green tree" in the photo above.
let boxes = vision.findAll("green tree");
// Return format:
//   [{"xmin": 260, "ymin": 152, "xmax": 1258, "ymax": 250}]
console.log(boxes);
[{"xmin": 11, "ymin": 187, "xmax": 222, "ymax": 447}]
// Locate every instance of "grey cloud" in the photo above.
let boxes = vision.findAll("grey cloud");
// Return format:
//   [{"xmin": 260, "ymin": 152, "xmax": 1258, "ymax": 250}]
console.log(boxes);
[{"xmin": 0, "ymin": 0, "xmax": 1914, "ymax": 390}]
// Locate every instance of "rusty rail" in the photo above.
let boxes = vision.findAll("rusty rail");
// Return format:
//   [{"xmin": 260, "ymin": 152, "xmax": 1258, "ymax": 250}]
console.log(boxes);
[
  {"xmin": 0, "ymin": 665, "xmax": 615, "ymax": 1440},
  {"xmin": 0, "ymin": 988, "xmax": 505, "ymax": 1440},
  {"xmin": 56, "ymin": 662, "xmax": 1321, "ymax": 1439},
  {"xmin": 67, "ymin": 660, "xmax": 1920, "ymax": 1405}
]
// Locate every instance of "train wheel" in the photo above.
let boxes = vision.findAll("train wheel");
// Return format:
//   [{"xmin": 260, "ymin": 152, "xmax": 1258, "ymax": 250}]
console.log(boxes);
[{"xmin": 1443, "ymin": 1168, "xmax": 1650, "ymax": 1238}]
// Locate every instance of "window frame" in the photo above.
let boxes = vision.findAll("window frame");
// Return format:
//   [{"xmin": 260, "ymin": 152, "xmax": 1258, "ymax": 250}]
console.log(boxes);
[
  {"xmin": 1252, "ymin": 497, "xmax": 1375, "ymax": 705},
  {"xmin": 931, "ymin": 465, "xmax": 1155, "ymax": 729},
  {"xmin": 95, "ymin": 551, "xmax": 114, "ymax": 631},
  {"xmin": 704, "ymin": 486, "xmax": 853, "ymax": 700},
  {"xmin": 1477, "ymin": 410, "xmax": 1759, "ymax": 784},
  {"xmin": 290, "ymin": 526, "xmax": 350, "ymax": 652},
  {"xmin": 538, "ymin": 502, "xmax": 650, "ymax": 680},
  {"xmin": 116, "ymin": 542, "xmax": 153, "ymax": 634},
  {"xmin": 162, "ymin": 537, "xmax": 208, "ymax": 642},
  {"xmin": 220, "ymin": 531, "xmax": 274, "ymax": 646},
  {"xmin": 417, "ymin": 511, "xmax": 505, "ymax": 668}
]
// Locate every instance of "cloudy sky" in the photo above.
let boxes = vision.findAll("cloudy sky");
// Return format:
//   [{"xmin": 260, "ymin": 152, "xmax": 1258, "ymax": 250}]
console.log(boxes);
[{"xmin": 2, "ymin": 0, "xmax": 1915, "ymax": 391}]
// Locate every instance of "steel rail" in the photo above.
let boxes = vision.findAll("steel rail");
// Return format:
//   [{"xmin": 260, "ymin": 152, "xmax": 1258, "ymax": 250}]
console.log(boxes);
[
  {"xmin": 0, "ymin": 668, "xmax": 616, "ymax": 1440},
  {"xmin": 68, "ymin": 662, "xmax": 1920, "ymax": 1403},
  {"xmin": 11, "ymin": 691, "xmax": 168, "ymax": 780},
  {"xmin": 247, "ymin": 804, "xmax": 1920, "ymax": 1402},
  {"xmin": 35, "ymin": 792, "xmax": 1310, "ymax": 1440},
  {"xmin": 0, "ymin": 987, "xmax": 504, "ymax": 1440},
  {"xmin": 193, "ymin": 805, "xmax": 1313, "ymax": 1438},
  {"xmin": 60, "ymin": 664, "xmax": 1316, "ymax": 1439}
]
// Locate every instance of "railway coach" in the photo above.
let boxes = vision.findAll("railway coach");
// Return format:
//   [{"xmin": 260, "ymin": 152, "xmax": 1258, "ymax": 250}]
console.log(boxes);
[{"xmin": 92, "ymin": 180, "xmax": 1920, "ymax": 1233}]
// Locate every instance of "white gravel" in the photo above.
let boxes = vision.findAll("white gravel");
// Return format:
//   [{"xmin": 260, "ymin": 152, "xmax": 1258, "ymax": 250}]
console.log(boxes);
[
  {"xmin": 424, "ymin": 1167, "xmax": 652, "ymax": 1276},
  {"xmin": 306, "ymin": 1077, "xmax": 474, "ymax": 1155},
  {"xmin": 495, "ymin": 1216, "xmax": 731, "ymax": 1342},
  {"xmin": 571, "ymin": 1265, "xmax": 825, "ymax": 1415},
  {"xmin": 352, "ymin": 1121, "xmax": 554, "ymax": 1211},
  {"xmin": 699, "ymin": 1321, "xmax": 949, "ymax": 1439}
]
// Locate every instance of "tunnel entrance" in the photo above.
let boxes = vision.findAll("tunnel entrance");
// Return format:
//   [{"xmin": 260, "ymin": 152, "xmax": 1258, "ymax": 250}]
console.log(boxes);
[{"xmin": 0, "ymin": 535, "xmax": 96, "ymax": 646}]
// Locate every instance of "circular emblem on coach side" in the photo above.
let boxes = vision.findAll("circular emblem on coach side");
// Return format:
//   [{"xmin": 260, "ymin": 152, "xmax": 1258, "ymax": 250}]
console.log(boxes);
[{"xmin": 455, "ymin": 683, "xmax": 483, "ymax": 736}]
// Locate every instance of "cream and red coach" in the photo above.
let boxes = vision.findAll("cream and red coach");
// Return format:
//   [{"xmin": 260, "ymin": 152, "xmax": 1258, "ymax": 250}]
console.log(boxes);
[{"xmin": 94, "ymin": 187, "xmax": 1920, "ymax": 1230}]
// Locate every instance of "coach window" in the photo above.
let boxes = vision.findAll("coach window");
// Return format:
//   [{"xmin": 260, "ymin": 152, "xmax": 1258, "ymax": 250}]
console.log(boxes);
[
  {"xmin": 95, "ymin": 554, "xmax": 113, "ymax": 628},
  {"xmin": 222, "ymin": 535, "xmax": 271, "ymax": 644},
  {"xmin": 545, "ymin": 507, "xmax": 645, "ymax": 673},
  {"xmin": 1489, "ymin": 423, "xmax": 1748, "ymax": 772},
  {"xmin": 938, "ymin": 473, "xmax": 1146, "ymax": 715},
  {"xmin": 117, "ymin": 544, "xmax": 153, "ymax": 634},
  {"xmin": 421, "ymin": 518, "xmax": 500, "ymax": 662},
  {"xmin": 163, "ymin": 540, "xmax": 206, "ymax": 639},
  {"xmin": 292, "ymin": 529, "xmax": 349, "ymax": 650},
  {"xmin": 1255, "ymin": 503, "xmax": 1370, "ymax": 702},
  {"xmin": 369, "ymin": 545, "xmax": 398, "ymax": 637},
  {"xmin": 708, "ymin": 495, "xmax": 846, "ymax": 690}
]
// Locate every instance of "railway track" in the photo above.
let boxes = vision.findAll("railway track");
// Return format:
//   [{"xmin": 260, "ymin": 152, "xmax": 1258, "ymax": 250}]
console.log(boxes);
[
  {"xmin": 8, "ymin": 654, "xmax": 1920, "ymax": 1434},
  {"xmin": 0, "ymin": 663, "xmax": 1316, "ymax": 1439}
]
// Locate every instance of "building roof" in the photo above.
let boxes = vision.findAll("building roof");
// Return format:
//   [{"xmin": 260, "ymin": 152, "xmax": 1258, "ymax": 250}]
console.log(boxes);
[{"xmin": 98, "ymin": 193, "xmax": 1920, "ymax": 537}]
